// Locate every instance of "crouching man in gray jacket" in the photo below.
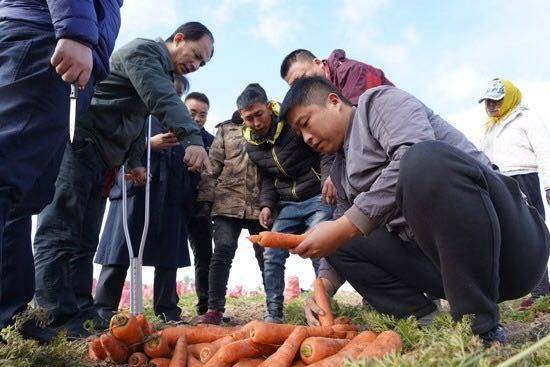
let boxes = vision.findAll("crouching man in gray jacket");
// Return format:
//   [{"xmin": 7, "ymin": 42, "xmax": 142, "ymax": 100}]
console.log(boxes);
[{"xmin": 279, "ymin": 76, "xmax": 550, "ymax": 347}]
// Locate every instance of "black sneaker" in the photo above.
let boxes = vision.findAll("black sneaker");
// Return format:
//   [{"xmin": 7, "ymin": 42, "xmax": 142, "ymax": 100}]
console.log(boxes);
[
  {"xmin": 18, "ymin": 318, "xmax": 58, "ymax": 345},
  {"xmin": 82, "ymin": 310, "xmax": 110, "ymax": 331},
  {"xmin": 53, "ymin": 314, "xmax": 92, "ymax": 340},
  {"xmin": 479, "ymin": 324, "xmax": 507, "ymax": 348}
]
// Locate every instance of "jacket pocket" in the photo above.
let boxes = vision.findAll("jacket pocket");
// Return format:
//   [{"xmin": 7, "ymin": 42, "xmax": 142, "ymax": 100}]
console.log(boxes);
[{"xmin": 0, "ymin": 40, "xmax": 32, "ymax": 88}]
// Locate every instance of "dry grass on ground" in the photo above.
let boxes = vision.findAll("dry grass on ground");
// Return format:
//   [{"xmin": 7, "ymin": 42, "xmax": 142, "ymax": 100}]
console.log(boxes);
[{"xmin": 1, "ymin": 293, "xmax": 548, "ymax": 366}]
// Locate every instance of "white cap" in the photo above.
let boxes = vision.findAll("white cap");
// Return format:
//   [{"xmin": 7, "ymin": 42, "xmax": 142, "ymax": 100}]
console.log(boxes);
[{"xmin": 478, "ymin": 79, "xmax": 505, "ymax": 103}]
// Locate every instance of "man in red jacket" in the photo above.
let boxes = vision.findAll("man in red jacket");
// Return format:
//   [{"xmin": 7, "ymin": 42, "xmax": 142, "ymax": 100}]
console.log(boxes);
[{"xmin": 280, "ymin": 49, "xmax": 393, "ymax": 105}]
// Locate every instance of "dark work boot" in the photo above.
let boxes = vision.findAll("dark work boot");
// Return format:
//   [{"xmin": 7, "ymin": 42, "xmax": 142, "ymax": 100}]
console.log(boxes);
[
  {"xmin": 479, "ymin": 324, "xmax": 507, "ymax": 348},
  {"xmin": 18, "ymin": 318, "xmax": 58, "ymax": 344}
]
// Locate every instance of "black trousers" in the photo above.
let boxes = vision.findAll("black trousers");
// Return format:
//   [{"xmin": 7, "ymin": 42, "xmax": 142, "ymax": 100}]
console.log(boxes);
[
  {"xmin": 511, "ymin": 173, "xmax": 549, "ymax": 298},
  {"xmin": 94, "ymin": 265, "xmax": 181, "ymax": 321},
  {"xmin": 208, "ymin": 217, "xmax": 265, "ymax": 312},
  {"xmin": 187, "ymin": 215, "xmax": 213, "ymax": 315},
  {"xmin": 328, "ymin": 141, "xmax": 550, "ymax": 334}
]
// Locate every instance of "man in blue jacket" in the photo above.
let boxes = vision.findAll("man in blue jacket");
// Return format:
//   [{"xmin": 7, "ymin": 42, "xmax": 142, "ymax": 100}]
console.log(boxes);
[{"xmin": 0, "ymin": 0, "xmax": 122, "ymax": 343}]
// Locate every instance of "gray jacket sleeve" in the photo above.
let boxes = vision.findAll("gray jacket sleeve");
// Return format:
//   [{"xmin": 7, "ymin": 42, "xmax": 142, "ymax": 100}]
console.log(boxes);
[
  {"xmin": 121, "ymin": 43, "xmax": 202, "ymax": 148},
  {"xmin": 345, "ymin": 89, "xmax": 436, "ymax": 233},
  {"xmin": 317, "ymin": 258, "xmax": 345, "ymax": 293}
]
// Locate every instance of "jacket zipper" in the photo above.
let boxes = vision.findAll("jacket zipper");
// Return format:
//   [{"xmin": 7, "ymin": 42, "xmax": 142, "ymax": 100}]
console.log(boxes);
[{"xmin": 271, "ymin": 146, "xmax": 299, "ymax": 200}]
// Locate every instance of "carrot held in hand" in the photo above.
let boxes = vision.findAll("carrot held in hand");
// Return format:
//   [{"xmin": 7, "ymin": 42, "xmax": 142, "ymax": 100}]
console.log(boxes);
[
  {"xmin": 100, "ymin": 333, "xmax": 130, "ymax": 364},
  {"xmin": 259, "ymin": 326, "xmax": 308, "ymax": 367},
  {"xmin": 248, "ymin": 231, "xmax": 305, "ymax": 249},
  {"xmin": 313, "ymin": 278, "xmax": 334, "ymax": 326},
  {"xmin": 144, "ymin": 332, "xmax": 171, "ymax": 358},
  {"xmin": 148, "ymin": 358, "xmax": 171, "ymax": 367},
  {"xmin": 88, "ymin": 337, "xmax": 107, "ymax": 361},
  {"xmin": 299, "ymin": 337, "xmax": 348, "ymax": 364},
  {"xmin": 129, "ymin": 352, "xmax": 149, "ymax": 367},
  {"xmin": 110, "ymin": 312, "xmax": 144, "ymax": 346},
  {"xmin": 169, "ymin": 335, "xmax": 188, "ymax": 367}
]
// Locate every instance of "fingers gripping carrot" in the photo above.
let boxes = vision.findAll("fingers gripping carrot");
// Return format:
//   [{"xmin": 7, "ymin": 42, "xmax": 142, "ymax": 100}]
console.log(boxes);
[
  {"xmin": 248, "ymin": 231, "xmax": 306, "ymax": 249},
  {"xmin": 169, "ymin": 336, "xmax": 188, "ymax": 367},
  {"xmin": 129, "ymin": 352, "xmax": 149, "ymax": 367},
  {"xmin": 299, "ymin": 337, "xmax": 348, "ymax": 364},
  {"xmin": 313, "ymin": 278, "xmax": 334, "ymax": 326},
  {"xmin": 110, "ymin": 312, "xmax": 144, "ymax": 346},
  {"xmin": 259, "ymin": 326, "xmax": 308, "ymax": 367},
  {"xmin": 100, "ymin": 333, "xmax": 130, "ymax": 364}
]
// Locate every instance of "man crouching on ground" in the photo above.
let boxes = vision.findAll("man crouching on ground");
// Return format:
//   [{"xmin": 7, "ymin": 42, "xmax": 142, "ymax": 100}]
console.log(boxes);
[{"xmin": 279, "ymin": 76, "xmax": 550, "ymax": 347}]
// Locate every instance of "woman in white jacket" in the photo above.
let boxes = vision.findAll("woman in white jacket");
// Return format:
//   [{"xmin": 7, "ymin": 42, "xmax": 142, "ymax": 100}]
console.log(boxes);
[{"xmin": 480, "ymin": 78, "xmax": 550, "ymax": 308}]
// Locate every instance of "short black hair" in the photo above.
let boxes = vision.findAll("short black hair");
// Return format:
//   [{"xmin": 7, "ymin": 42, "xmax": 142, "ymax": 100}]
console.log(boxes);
[
  {"xmin": 280, "ymin": 76, "xmax": 351, "ymax": 121},
  {"xmin": 236, "ymin": 83, "xmax": 268, "ymax": 110},
  {"xmin": 185, "ymin": 92, "xmax": 210, "ymax": 107},
  {"xmin": 280, "ymin": 49, "xmax": 317, "ymax": 79},
  {"xmin": 167, "ymin": 22, "xmax": 215, "ymax": 57},
  {"xmin": 173, "ymin": 74, "xmax": 190, "ymax": 94}
]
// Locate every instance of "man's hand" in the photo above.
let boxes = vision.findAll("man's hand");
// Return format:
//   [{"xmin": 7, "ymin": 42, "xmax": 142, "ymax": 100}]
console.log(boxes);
[
  {"xmin": 304, "ymin": 277, "xmax": 336, "ymax": 326},
  {"xmin": 184, "ymin": 145, "xmax": 212, "ymax": 173},
  {"xmin": 322, "ymin": 177, "xmax": 337, "ymax": 205},
  {"xmin": 292, "ymin": 216, "xmax": 361, "ymax": 259},
  {"xmin": 259, "ymin": 207, "xmax": 273, "ymax": 229},
  {"xmin": 50, "ymin": 38, "xmax": 93, "ymax": 89},
  {"xmin": 151, "ymin": 132, "xmax": 179, "ymax": 150},
  {"xmin": 125, "ymin": 166, "xmax": 147, "ymax": 186},
  {"xmin": 546, "ymin": 189, "xmax": 550, "ymax": 206}
]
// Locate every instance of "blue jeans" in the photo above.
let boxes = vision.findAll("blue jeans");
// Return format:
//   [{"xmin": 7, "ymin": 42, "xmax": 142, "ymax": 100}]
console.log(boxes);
[
  {"xmin": 264, "ymin": 194, "xmax": 333, "ymax": 318},
  {"xmin": 33, "ymin": 140, "xmax": 107, "ymax": 326},
  {"xmin": 0, "ymin": 19, "xmax": 95, "ymax": 327}
]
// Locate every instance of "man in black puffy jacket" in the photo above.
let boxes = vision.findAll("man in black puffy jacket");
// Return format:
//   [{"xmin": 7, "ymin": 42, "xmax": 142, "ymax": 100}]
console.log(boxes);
[{"xmin": 239, "ymin": 83, "xmax": 333, "ymax": 323}]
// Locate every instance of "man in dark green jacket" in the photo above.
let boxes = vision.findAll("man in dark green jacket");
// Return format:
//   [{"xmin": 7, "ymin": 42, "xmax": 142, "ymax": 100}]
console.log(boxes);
[{"xmin": 33, "ymin": 22, "xmax": 214, "ymax": 336}]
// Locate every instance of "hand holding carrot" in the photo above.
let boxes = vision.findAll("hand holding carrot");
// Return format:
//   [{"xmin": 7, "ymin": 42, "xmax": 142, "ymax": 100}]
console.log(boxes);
[{"xmin": 291, "ymin": 218, "xmax": 361, "ymax": 259}]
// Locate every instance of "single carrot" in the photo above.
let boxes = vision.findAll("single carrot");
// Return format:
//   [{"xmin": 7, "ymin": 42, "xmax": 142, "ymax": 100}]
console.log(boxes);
[
  {"xmin": 88, "ymin": 337, "xmax": 107, "ymax": 361},
  {"xmin": 163, "ymin": 325, "xmax": 237, "ymax": 347},
  {"xmin": 203, "ymin": 338, "xmax": 277, "ymax": 367},
  {"xmin": 306, "ymin": 345, "xmax": 363, "ymax": 367},
  {"xmin": 144, "ymin": 332, "xmax": 171, "ymax": 358},
  {"xmin": 148, "ymin": 358, "xmax": 171, "ymax": 367},
  {"xmin": 129, "ymin": 352, "xmax": 149, "ymax": 367},
  {"xmin": 199, "ymin": 335, "xmax": 235, "ymax": 363},
  {"xmin": 232, "ymin": 321, "xmax": 256, "ymax": 340},
  {"xmin": 137, "ymin": 314, "xmax": 155, "ymax": 336},
  {"xmin": 187, "ymin": 354, "xmax": 203, "ymax": 367},
  {"xmin": 334, "ymin": 316, "xmax": 350, "ymax": 325},
  {"xmin": 259, "ymin": 326, "xmax": 308, "ymax": 367},
  {"xmin": 110, "ymin": 312, "xmax": 144, "ymax": 346},
  {"xmin": 250, "ymin": 322, "xmax": 338, "ymax": 345},
  {"xmin": 169, "ymin": 335, "xmax": 188, "ymax": 367},
  {"xmin": 313, "ymin": 278, "xmax": 334, "ymax": 327},
  {"xmin": 248, "ymin": 231, "xmax": 305, "ymax": 249},
  {"xmin": 233, "ymin": 358, "xmax": 265, "ymax": 367},
  {"xmin": 187, "ymin": 343, "xmax": 204, "ymax": 359},
  {"xmin": 100, "ymin": 333, "xmax": 130, "ymax": 364},
  {"xmin": 341, "ymin": 331, "xmax": 378, "ymax": 351},
  {"xmin": 358, "ymin": 330, "xmax": 403, "ymax": 359},
  {"xmin": 331, "ymin": 324, "xmax": 358, "ymax": 333},
  {"xmin": 346, "ymin": 330, "xmax": 358, "ymax": 339},
  {"xmin": 299, "ymin": 337, "xmax": 348, "ymax": 364}
]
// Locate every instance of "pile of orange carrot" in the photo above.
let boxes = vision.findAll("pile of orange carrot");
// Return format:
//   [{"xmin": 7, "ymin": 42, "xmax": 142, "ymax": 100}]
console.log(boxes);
[{"xmin": 88, "ymin": 281, "xmax": 403, "ymax": 366}]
